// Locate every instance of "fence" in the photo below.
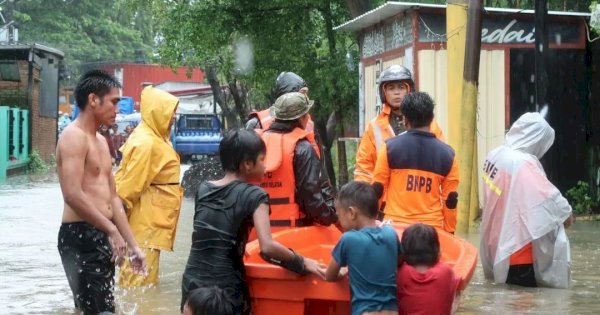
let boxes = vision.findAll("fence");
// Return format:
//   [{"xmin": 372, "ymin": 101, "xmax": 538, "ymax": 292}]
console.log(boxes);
[{"xmin": 0, "ymin": 106, "xmax": 29, "ymax": 181}]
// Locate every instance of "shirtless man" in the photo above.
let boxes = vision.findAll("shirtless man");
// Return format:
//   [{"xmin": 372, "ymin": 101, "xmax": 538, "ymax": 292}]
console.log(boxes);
[{"xmin": 56, "ymin": 70, "xmax": 147, "ymax": 314}]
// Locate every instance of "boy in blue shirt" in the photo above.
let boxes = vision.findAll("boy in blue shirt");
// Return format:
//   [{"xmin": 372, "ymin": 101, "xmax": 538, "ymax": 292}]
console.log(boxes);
[{"xmin": 321, "ymin": 181, "xmax": 401, "ymax": 315}]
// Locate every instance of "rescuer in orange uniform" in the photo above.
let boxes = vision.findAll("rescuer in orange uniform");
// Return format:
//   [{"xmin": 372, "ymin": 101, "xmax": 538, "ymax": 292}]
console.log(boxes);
[
  {"xmin": 354, "ymin": 65, "xmax": 444, "ymax": 183},
  {"xmin": 258, "ymin": 92, "xmax": 337, "ymax": 234},
  {"xmin": 372, "ymin": 92, "xmax": 459, "ymax": 233}
]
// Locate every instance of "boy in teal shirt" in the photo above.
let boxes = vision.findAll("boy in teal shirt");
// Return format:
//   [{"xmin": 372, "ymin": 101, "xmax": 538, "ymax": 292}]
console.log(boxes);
[{"xmin": 321, "ymin": 181, "xmax": 401, "ymax": 315}]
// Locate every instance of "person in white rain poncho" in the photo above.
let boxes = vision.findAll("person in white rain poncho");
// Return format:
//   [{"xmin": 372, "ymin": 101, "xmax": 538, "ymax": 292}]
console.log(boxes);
[{"xmin": 480, "ymin": 112, "xmax": 573, "ymax": 289}]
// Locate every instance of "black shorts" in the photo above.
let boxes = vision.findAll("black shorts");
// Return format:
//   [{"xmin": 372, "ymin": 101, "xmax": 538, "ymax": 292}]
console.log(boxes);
[
  {"xmin": 57, "ymin": 222, "xmax": 115, "ymax": 314},
  {"xmin": 506, "ymin": 264, "xmax": 537, "ymax": 287}
]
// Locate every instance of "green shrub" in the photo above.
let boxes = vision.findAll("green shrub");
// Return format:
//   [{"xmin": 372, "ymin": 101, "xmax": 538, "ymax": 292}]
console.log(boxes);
[
  {"xmin": 27, "ymin": 150, "xmax": 49, "ymax": 173},
  {"xmin": 566, "ymin": 181, "xmax": 598, "ymax": 215}
]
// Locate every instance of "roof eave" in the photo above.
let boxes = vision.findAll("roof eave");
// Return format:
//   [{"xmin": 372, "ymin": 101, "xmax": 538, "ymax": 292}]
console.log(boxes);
[
  {"xmin": 335, "ymin": 1, "xmax": 592, "ymax": 33},
  {"xmin": 0, "ymin": 43, "xmax": 65, "ymax": 57}
]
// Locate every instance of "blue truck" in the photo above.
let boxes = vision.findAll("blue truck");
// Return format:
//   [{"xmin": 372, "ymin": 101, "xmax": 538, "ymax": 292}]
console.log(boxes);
[{"xmin": 173, "ymin": 114, "xmax": 222, "ymax": 162}]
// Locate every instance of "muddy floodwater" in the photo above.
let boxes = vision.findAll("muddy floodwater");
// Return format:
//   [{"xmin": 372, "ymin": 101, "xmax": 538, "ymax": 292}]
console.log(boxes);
[{"xmin": 1, "ymin": 170, "xmax": 599, "ymax": 314}]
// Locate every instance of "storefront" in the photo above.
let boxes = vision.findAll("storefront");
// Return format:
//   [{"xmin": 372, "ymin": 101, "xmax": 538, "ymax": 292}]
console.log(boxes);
[{"xmin": 336, "ymin": 2, "xmax": 591, "ymax": 192}]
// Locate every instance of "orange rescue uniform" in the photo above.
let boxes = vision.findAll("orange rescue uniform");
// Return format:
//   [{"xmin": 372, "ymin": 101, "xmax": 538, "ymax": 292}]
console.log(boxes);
[
  {"xmin": 373, "ymin": 130, "xmax": 459, "ymax": 233},
  {"xmin": 354, "ymin": 104, "xmax": 444, "ymax": 182}
]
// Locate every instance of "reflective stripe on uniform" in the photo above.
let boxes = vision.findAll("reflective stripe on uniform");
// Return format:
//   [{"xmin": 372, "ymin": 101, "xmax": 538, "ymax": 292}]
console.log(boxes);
[
  {"xmin": 371, "ymin": 120, "xmax": 383, "ymax": 153},
  {"xmin": 353, "ymin": 169, "xmax": 373, "ymax": 180},
  {"xmin": 371, "ymin": 120, "xmax": 396, "ymax": 153},
  {"xmin": 306, "ymin": 119, "xmax": 314, "ymax": 133},
  {"xmin": 260, "ymin": 115, "xmax": 273, "ymax": 129}
]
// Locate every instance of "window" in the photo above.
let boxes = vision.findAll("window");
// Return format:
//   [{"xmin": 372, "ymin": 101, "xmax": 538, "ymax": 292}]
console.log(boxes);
[
  {"xmin": 0, "ymin": 60, "xmax": 21, "ymax": 82},
  {"xmin": 185, "ymin": 117, "xmax": 213, "ymax": 129}
]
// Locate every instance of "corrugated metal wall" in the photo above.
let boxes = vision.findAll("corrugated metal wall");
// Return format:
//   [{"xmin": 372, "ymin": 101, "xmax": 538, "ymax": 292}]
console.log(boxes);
[
  {"xmin": 382, "ymin": 57, "xmax": 403, "ymax": 71},
  {"xmin": 418, "ymin": 49, "xmax": 506, "ymax": 200},
  {"xmin": 418, "ymin": 50, "xmax": 505, "ymax": 145},
  {"xmin": 477, "ymin": 50, "xmax": 506, "ymax": 165},
  {"xmin": 101, "ymin": 64, "xmax": 205, "ymax": 107},
  {"xmin": 363, "ymin": 51, "xmax": 506, "ymax": 177},
  {"xmin": 418, "ymin": 50, "xmax": 449, "ymax": 136},
  {"xmin": 363, "ymin": 63, "xmax": 377, "ymax": 124},
  {"xmin": 476, "ymin": 50, "xmax": 506, "ymax": 196}
]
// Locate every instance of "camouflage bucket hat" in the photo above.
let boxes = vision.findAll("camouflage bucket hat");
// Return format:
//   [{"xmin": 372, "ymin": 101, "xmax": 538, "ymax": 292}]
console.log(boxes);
[{"xmin": 269, "ymin": 92, "xmax": 314, "ymax": 121}]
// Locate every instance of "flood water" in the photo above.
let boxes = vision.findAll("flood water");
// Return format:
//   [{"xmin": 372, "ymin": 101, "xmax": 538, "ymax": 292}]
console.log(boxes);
[{"xmin": 1, "ymin": 171, "xmax": 599, "ymax": 314}]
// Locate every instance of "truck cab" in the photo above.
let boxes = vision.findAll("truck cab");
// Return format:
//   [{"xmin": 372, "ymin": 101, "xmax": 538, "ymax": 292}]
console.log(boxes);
[{"xmin": 173, "ymin": 114, "xmax": 222, "ymax": 162}]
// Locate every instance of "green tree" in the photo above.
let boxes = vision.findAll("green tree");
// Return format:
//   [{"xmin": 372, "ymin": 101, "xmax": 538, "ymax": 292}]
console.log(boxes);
[
  {"xmin": 12, "ymin": 0, "xmax": 155, "ymax": 83},
  {"xmin": 147, "ymin": 0, "xmax": 359, "ymax": 187}
]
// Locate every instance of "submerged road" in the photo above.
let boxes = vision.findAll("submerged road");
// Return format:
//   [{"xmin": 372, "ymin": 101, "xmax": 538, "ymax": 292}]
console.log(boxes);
[{"xmin": 1, "ymin": 166, "xmax": 600, "ymax": 314}]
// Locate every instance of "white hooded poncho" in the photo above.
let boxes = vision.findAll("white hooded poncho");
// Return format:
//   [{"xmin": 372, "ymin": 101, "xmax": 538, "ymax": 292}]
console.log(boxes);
[{"xmin": 480, "ymin": 112, "xmax": 572, "ymax": 289}]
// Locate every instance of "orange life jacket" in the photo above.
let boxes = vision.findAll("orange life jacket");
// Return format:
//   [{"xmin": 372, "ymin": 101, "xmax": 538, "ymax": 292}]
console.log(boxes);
[
  {"xmin": 259, "ymin": 127, "xmax": 309, "ymax": 224},
  {"xmin": 252, "ymin": 109, "xmax": 275, "ymax": 131},
  {"xmin": 249, "ymin": 109, "xmax": 321, "ymax": 158},
  {"xmin": 249, "ymin": 128, "xmax": 312, "ymax": 241}
]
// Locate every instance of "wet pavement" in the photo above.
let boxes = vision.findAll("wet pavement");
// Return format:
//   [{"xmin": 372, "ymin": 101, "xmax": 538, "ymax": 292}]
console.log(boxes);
[{"xmin": 1, "ymin": 167, "xmax": 600, "ymax": 314}]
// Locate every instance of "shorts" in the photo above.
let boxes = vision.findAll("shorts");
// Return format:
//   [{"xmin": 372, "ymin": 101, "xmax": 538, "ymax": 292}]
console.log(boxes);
[
  {"xmin": 57, "ymin": 222, "xmax": 115, "ymax": 314},
  {"xmin": 506, "ymin": 264, "xmax": 537, "ymax": 287}
]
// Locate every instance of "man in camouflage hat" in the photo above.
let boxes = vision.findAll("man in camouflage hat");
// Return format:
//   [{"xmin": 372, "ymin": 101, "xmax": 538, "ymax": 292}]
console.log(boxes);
[
  {"xmin": 246, "ymin": 71, "xmax": 322, "ymax": 157},
  {"xmin": 258, "ymin": 92, "xmax": 337, "ymax": 234}
]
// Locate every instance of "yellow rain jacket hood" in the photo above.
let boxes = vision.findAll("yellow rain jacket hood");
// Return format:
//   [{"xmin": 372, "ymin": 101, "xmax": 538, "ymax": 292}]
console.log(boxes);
[{"xmin": 115, "ymin": 86, "xmax": 182, "ymax": 251}]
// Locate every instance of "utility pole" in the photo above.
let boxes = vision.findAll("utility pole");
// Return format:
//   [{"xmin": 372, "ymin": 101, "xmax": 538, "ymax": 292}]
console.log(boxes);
[
  {"xmin": 0, "ymin": 0, "xmax": 17, "ymax": 44},
  {"xmin": 447, "ymin": 0, "xmax": 470, "ymax": 233},
  {"xmin": 446, "ymin": 0, "xmax": 468, "ymax": 153},
  {"xmin": 534, "ymin": 0, "xmax": 549, "ymax": 111},
  {"xmin": 457, "ymin": 0, "xmax": 483, "ymax": 233}
]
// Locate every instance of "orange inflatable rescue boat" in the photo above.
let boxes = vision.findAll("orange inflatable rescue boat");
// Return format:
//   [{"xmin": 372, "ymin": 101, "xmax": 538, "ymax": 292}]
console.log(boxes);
[{"xmin": 244, "ymin": 224, "xmax": 477, "ymax": 315}]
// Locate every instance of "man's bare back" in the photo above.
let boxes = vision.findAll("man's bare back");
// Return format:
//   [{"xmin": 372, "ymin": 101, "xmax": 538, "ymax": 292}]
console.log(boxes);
[{"xmin": 57, "ymin": 122, "xmax": 114, "ymax": 223}]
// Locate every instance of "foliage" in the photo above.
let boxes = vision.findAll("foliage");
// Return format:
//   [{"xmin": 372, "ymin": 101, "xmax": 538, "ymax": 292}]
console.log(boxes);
[
  {"xmin": 27, "ymin": 150, "xmax": 48, "ymax": 173},
  {"xmin": 591, "ymin": 1, "xmax": 600, "ymax": 35},
  {"xmin": 141, "ymin": 0, "xmax": 361, "ymax": 186},
  {"xmin": 12, "ymin": 0, "xmax": 156, "ymax": 84},
  {"xmin": 566, "ymin": 181, "xmax": 598, "ymax": 215},
  {"xmin": 331, "ymin": 139, "xmax": 358, "ymax": 185},
  {"xmin": 147, "ymin": 0, "xmax": 359, "ymax": 127}
]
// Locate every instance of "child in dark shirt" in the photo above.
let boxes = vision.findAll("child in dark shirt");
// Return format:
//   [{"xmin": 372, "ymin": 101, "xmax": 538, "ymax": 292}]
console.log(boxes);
[
  {"xmin": 397, "ymin": 223, "xmax": 460, "ymax": 315},
  {"xmin": 181, "ymin": 129, "xmax": 325, "ymax": 315},
  {"xmin": 321, "ymin": 181, "xmax": 400, "ymax": 315}
]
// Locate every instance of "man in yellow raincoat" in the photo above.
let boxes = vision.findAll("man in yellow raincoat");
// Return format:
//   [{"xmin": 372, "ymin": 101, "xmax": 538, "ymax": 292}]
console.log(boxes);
[{"xmin": 115, "ymin": 86, "xmax": 183, "ymax": 287}]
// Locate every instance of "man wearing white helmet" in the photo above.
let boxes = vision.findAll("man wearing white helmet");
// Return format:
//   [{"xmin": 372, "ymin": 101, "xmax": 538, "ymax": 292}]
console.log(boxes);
[{"xmin": 354, "ymin": 65, "xmax": 444, "ymax": 184}]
